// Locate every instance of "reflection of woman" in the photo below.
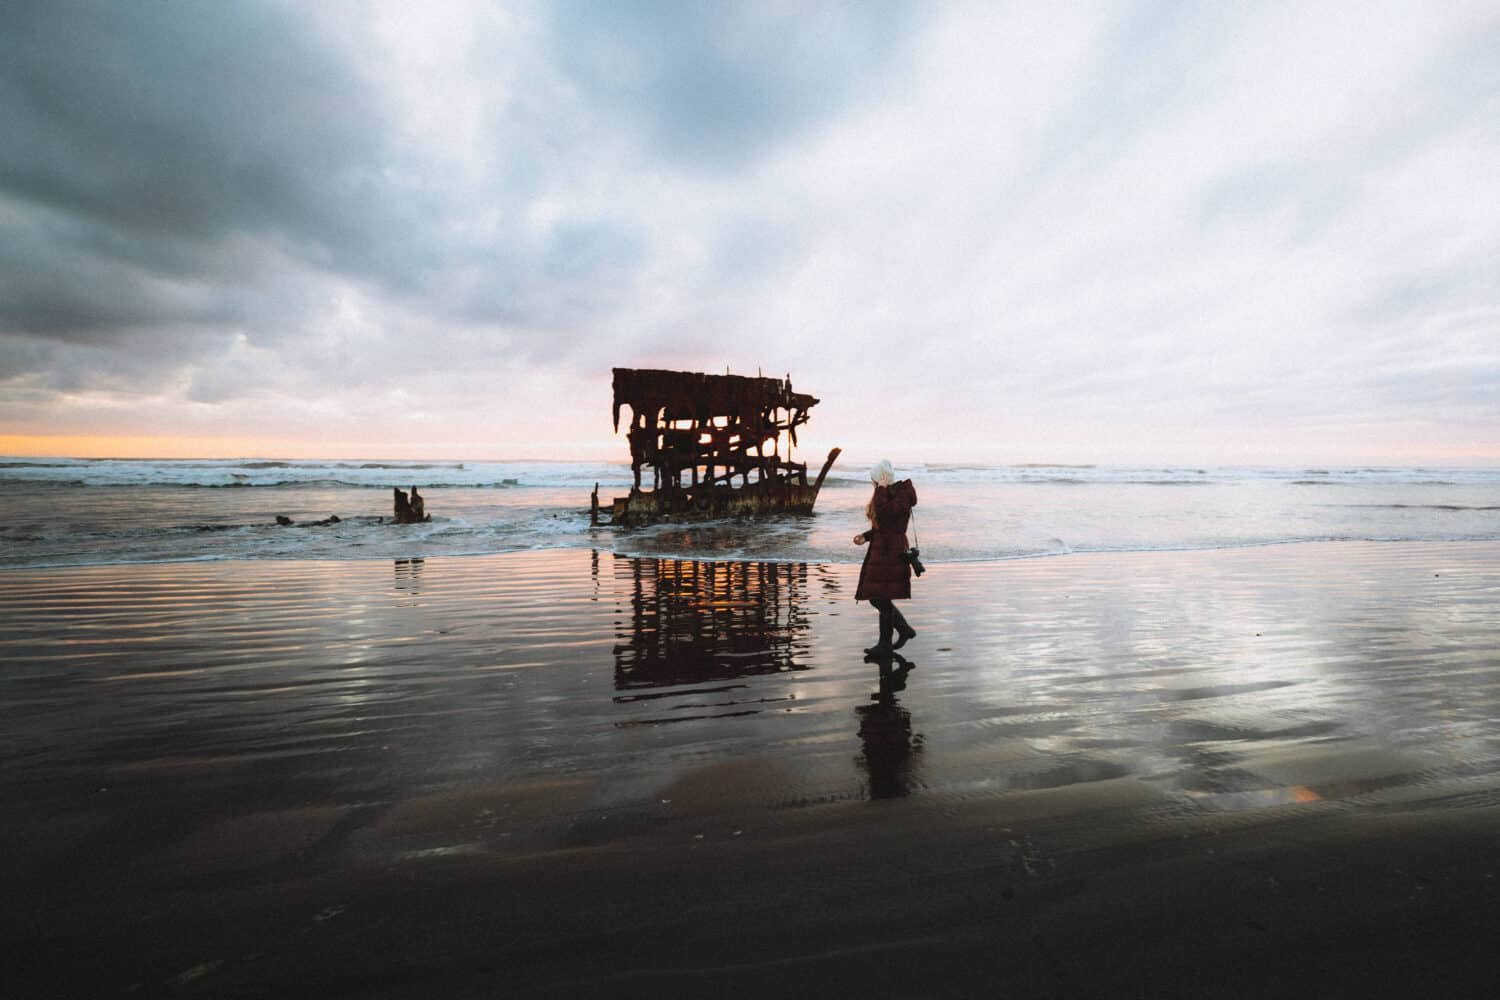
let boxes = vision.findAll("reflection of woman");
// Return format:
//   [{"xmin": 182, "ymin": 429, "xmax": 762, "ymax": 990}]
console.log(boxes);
[
  {"xmin": 853, "ymin": 459, "xmax": 917, "ymax": 655},
  {"xmin": 856, "ymin": 672, "xmax": 919, "ymax": 798}
]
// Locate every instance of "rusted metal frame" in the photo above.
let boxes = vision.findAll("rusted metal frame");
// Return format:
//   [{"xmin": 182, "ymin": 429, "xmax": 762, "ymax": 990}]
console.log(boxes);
[{"xmin": 605, "ymin": 367, "xmax": 836, "ymax": 525}]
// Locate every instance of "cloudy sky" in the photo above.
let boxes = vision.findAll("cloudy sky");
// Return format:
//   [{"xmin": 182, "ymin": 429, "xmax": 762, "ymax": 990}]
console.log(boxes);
[{"xmin": 2, "ymin": 0, "xmax": 1497, "ymax": 465}]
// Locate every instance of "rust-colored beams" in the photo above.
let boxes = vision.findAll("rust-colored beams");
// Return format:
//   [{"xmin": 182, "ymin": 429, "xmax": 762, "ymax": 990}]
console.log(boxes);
[
  {"xmin": 611, "ymin": 368, "xmax": 818, "ymax": 434},
  {"xmin": 611, "ymin": 367, "xmax": 820, "ymax": 494},
  {"xmin": 599, "ymin": 367, "xmax": 839, "ymax": 526}
]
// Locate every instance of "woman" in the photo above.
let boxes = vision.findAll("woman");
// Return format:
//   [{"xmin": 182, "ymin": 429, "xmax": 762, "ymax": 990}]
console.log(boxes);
[{"xmin": 853, "ymin": 459, "xmax": 918, "ymax": 655}]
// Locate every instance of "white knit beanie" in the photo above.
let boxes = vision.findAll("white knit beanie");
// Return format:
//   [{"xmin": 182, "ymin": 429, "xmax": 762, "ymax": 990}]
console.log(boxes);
[{"xmin": 870, "ymin": 459, "xmax": 895, "ymax": 486}]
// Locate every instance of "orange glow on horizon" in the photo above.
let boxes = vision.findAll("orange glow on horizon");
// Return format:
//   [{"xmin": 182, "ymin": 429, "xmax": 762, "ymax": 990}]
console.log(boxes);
[
  {"xmin": 2, "ymin": 432, "xmax": 1494, "ymax": 466},
  {"xmin": 0, "ymin": 434, "xmax": 621, "ymax": 462},
  {"xmin": 0, "ymin": 434, "xmax": 288, "ymax": 460}
]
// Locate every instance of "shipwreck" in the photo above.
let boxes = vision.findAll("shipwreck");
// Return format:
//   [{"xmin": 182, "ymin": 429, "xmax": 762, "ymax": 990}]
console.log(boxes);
[{"xmin": 592, "ymin": 367, "xmax": 841, "ymax": 527}]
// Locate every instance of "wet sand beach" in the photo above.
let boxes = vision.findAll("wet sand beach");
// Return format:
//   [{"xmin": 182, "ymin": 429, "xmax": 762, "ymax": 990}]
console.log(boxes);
[{"xmin": 4, "ymin": 542, "xmax": 1500, "ymax": 997}]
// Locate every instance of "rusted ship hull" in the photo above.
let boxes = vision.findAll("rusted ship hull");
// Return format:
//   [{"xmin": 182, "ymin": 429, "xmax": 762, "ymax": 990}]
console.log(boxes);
[
  {"xmin": 592, "ymin": 367, "xmax": 840, "ymax": 527},
  {"xmin": 594, "ymin": 447, "xmax": 841, "ymax": 526}
]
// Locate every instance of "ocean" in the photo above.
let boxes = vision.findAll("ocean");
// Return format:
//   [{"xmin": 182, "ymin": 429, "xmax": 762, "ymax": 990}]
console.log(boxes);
[{"xmin": 2, "ymin": 457, "xmax": 1497, "ymax": 569}]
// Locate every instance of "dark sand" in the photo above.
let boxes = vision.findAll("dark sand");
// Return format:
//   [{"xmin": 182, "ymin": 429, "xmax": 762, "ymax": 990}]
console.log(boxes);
[{"xmin": 3, "ymin": 542, "xmax": 1499, "ymax": 997}]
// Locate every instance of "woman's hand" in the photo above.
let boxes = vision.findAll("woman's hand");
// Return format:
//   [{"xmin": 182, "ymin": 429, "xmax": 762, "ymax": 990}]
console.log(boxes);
[{"xmin": 853, "ymin": 533, "xmax": 868, "ymax": 545}]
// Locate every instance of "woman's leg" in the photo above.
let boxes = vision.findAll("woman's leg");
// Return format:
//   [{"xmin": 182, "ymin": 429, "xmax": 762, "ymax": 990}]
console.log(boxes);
[{"xmin": 868, "ymin": 597, "xmax": 894, "ymax": 652}]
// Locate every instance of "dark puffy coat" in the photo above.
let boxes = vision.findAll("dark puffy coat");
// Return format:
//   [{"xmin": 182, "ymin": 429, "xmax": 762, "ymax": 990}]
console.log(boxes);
[{"xmin": 855, "ymin": 479, "xmax": 917, "ymax": 602}]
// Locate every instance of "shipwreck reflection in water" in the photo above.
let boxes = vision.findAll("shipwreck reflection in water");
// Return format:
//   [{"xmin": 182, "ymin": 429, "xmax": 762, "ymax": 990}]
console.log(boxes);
[
  {"xmin": 611, "ymin": 556, "xmax": 813, "ymax": 690},
  {"xmin": 393, "ymin": 558, "xmax": 424, "ymax": 602},
  {"xmin": 857, "ymin": 654, "xmax": 924, "ymax": 798}
]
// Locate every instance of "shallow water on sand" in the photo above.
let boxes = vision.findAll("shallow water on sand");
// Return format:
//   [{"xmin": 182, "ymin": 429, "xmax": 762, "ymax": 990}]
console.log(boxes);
[{"xmin": 3, "ymin": 542, "xmax": 1500, "ymax": 885}]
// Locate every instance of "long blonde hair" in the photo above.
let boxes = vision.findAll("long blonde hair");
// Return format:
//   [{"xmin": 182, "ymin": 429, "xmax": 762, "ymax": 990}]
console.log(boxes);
[{"xmin": 867, "ymin": 459, "xmax": 893, "ymax": 528}]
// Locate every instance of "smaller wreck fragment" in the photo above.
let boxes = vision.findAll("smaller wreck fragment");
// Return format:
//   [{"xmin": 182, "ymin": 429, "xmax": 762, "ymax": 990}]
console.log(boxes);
[
  {"xmin": 593, "ymin": 367, "xmax": 841, "ymax": 527},
  {"xmin": 392, "ymin": 486, "xmax": 430, "ymax": 524}
]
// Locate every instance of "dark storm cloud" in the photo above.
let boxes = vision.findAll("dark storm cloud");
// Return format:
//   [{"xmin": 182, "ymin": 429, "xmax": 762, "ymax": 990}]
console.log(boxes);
[
  {"xmin": 0, "ymin": 0, "xmax": 925, "ymax": 378},
  {"xmin": 0, "ymin": 1, "xmax": 468, "ymax": 359},
  {"xmin": 2, "ymin": 3, "xmax": 374, "ymax": 239},
  {"xmin": 0, "ymin": 210, "xmax": 239, "ymax": 339}
]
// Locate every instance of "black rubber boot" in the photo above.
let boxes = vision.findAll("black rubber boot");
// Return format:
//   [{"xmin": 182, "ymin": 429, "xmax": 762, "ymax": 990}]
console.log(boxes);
[{"xmin": 890, "ymin": 606, "xmax": 916, "ymax": 650}]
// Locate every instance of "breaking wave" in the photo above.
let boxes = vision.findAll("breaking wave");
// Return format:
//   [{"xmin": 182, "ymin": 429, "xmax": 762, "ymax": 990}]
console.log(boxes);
[
  {"xmin": 0, "ymin": 459, "xmax": 633, "ymax": 490},
  {"xmin": 1, "ymin": 456, "xmax": 1497, "ymax": 569}
]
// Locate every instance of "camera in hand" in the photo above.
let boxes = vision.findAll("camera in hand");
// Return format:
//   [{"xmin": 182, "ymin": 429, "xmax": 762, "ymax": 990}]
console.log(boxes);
[{"xmin": 902, "ymin": 547, "xmax": 925, "ymax": 577}]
